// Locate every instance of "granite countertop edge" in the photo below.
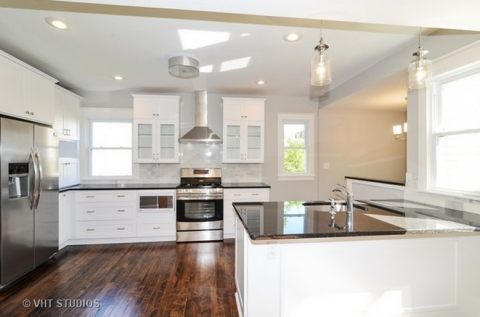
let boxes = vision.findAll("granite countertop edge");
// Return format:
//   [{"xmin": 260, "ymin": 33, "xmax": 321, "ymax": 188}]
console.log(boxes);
[
  {"xmin": 60, "ymin": 182, "xmax": 271, "ymax": 192},
  {"xmin": 234, "ymin": 200, "xmax": 480, "ymax": 241}
]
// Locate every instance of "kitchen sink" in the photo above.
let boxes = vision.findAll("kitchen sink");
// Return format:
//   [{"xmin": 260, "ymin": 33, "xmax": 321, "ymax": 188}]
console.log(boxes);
[{"xmin": 302, "ymin": 201, "xmax": 368, "ymax": 212}]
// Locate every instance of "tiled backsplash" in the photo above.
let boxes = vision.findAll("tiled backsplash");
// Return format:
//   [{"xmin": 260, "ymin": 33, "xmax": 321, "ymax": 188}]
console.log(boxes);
[{"xmin": 137, "ymin": 143, "xmax": 264, "ymax": 183}]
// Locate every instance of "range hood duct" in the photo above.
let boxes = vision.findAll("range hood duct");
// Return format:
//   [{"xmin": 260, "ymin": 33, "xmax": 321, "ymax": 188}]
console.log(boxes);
[{"xmin": 179, "ymin": 91, "xmax": 222, "ymax": 143}]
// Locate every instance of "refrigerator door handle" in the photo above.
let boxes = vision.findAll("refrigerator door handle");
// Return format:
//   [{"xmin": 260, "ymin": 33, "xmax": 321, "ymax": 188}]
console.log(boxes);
[
  {"xmin": 33, "ymin": 148, "xmax": 43, "ymax": 209},
  {"xmin": 28, "ymin": 148, "xmax": 38, "ymax": 210}
]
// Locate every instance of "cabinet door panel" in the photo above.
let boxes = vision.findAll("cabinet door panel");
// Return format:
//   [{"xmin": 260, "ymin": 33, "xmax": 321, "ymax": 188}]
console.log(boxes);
[
  {"xmin": 0, "ymin": 57, "xmax": 24, "ymax": 118},
  {"xmin": 134, "ymin": 121, "xmax": 155, "ymax": 162},
  {"xmin": 246, "ymin": 124, "xmax": 264, "ymax": 161},
  {"xmin": 24, "ymin": 71, "xmax": 54, "ymax": 124},
  {"xmin": 133, "ymin": 97, "xmax": 158, "ymax": 118}
]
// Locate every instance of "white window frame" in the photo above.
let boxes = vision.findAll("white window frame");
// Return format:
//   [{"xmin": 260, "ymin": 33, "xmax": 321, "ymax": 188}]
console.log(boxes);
[
  {"xmin": 278, "ymin": 113, "xmax": 315, "ymax": 181},
  {"xmin": 88, "ymin": 118, "xmax": 133, "ymax": 178},
  {"xmin": 428, "ymin": 64, "xmax": 480, "ymax": 199}
]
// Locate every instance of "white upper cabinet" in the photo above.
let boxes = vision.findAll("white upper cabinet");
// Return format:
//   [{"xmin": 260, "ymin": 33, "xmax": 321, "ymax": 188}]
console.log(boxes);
[
  {"xmin": 54, "ymin": 86, "xmax": 82, "ymax": 140},
  {"xmin": 0, "ymin": 50, "xmax": 57, "ymax": 125},
  {"xmin": 222, "ymin": 97, "xmax": 266, "ymax": 163},
  {"xmin": 222, "ymin": 97, "xmax": 265, "ymax": 122},
  {"xmin": 132, "ymin": 94, "xmax": 180, "ymax": 163}
]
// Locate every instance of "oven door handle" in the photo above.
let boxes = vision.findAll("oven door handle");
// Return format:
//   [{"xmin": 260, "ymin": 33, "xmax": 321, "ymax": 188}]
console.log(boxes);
[{"xmin": 177, "ymin": 196, "xmax": 223, "ymax": 201}]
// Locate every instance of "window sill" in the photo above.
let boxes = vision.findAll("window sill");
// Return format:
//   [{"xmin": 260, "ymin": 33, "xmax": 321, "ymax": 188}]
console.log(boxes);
[{"xmin": 278, "ymin": 174, "xmax": 315, "ymax": 181}]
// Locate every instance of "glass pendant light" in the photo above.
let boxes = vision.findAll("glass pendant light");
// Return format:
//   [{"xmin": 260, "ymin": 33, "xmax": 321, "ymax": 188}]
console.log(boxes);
[
  {"xmin": 408, "ymin": 30, "xmax": 432, "ymax": 90},
  {"xmin": 310, "ymin": 30, "xmax": 332, "ymax": 86}
]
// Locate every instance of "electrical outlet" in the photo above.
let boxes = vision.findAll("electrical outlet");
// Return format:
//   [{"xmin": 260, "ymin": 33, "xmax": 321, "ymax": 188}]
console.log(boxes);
[{"xmin": 267, "ymin": 244, "xmax": 278, "ymax": 259}]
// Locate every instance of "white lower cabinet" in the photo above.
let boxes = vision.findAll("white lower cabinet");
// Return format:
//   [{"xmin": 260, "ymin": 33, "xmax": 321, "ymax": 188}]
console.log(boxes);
[
  {"xmin": 223, "ymin": 188, "xmax": 270, "ymax": 239},
  {"xmin": 73, "ymin": 191, "xmax": 137, "ymax": 240},
  {"xmin": 59, "ymin": 192, "xmax": 73, "ymax": 249},
  {"xmin": 137, "ymin": 212, "xmax": 175, "ymax": 237},
  {"xmin": 67, "ymin": 189, "xmax": 177, "ymax": 245}
]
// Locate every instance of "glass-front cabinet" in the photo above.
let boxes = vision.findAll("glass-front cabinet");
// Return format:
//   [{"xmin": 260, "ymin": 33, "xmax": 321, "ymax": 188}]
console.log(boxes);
[
  {"xmin": 224, "ymin": 122, "xmax": 264, "ymax": 162},
  {"xmin": 132, "ymin": 94, "xmax": 180, "ymax": 163},
  {"xmin": 222, "ymin": 97, "xmax": 266, "ymax": 163},
  {"xmin": 134, "ymin": 120, "xmax": 178, "ymax": 163}
]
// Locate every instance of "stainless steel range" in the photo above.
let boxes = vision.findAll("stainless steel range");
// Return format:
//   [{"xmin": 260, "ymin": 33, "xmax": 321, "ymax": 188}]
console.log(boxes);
[{"xmin": 176, "ymin": 168, "xmax": 223, "ymax": 242}]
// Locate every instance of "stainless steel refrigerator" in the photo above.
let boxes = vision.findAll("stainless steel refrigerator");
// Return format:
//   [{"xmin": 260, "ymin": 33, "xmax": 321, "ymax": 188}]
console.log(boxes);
[{"xmin": 0, "ymin": 117, "xmax": 59, "ymax": 288}]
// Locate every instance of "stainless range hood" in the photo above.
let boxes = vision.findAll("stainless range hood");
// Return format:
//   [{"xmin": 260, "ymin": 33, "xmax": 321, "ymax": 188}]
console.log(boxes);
[{"xmin": 179, "ymin": 91, "xmax": 222, "ymax": 143}]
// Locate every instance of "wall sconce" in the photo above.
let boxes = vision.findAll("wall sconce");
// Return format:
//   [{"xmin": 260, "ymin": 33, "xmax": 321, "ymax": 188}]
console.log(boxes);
[{"xmin": 393, "ymin": 123, "xmax": 407, "ymax": 141}]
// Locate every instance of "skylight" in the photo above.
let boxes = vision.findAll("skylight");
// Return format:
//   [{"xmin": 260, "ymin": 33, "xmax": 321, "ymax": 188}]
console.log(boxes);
[
  {"xmin": 178, "ymin": 29, "xmax": 230, "ymax": 50},
  {"xmin": 220, "ymin": 57, "xmax": 251, "ymax": 72}
]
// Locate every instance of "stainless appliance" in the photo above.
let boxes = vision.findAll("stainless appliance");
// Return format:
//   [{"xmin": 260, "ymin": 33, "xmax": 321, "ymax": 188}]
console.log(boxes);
[
  {"xmin": 176, "ymin": 168, "xmax": 223, "ymax": 242},
  {"xmin": 0, "ymin": 117, "xmax": 59, "ymax": 288},
  {"xmin": 178, "ymin": 91, "xmax": 221, "ymax": 143},
  {"xmin": 138, "ymin": 190, "xmax": 175, "ymax": 212}
]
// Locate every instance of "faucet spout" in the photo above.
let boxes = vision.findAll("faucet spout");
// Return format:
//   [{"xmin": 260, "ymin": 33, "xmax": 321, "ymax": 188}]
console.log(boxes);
[{"xmin": 331, "ymin": 184, "xmax": 354, "ymax": 214}]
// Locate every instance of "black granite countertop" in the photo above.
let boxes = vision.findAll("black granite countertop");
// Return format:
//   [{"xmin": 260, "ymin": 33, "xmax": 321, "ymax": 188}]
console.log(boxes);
[
  {"xmin": 60, "ymin": 182, "xmax": 271, "ymax": 192},
  {"xmin": 233, "ymin": 200, "xmax": 479, "ymax": 241},
  {"xmin": 222, "ymin": 182, "xmax": 271, "ymax": 189},
  {"xmin": 345, "ymin": 176, "xmax": 405, "ymax": 186},
  {"xmin": 59, "ymin": 183, "xmax": 179, "ymax": 192}
]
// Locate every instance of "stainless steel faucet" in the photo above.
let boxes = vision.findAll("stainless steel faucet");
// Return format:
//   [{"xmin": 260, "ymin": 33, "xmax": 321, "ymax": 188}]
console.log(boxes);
[
  {"xmin": 332, "ymin": 184, "xmax": 354, "ymax": 214},
  {"xmin": 332, "ymin": 184, "xmax": 354, "ymax": 231}
]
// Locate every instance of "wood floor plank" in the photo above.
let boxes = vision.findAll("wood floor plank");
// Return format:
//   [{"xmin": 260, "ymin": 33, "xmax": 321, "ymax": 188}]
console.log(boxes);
[{"xmin": 0, "ymin": 240, "xmax": 239, "ymax": 317}]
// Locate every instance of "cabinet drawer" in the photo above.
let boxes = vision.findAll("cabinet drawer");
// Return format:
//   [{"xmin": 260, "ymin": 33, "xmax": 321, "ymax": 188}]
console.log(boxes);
[
  {"xmin": 137, "ymin": 212, "xmax": 175, "ymax": 237},
  {"xmin": 76, "ymin": 205, "xmax": 135, "ymax": 221},
  {"xmin": 75, "ymin": 191, "xmax": 135, "ymax": 203},
  {"xmin": 75, "ymin": 221, "xmax": 136, "ymax": 238},
  {"xmin": 224, "ymin": 189, "xmax": 269, "ymax": 201}
]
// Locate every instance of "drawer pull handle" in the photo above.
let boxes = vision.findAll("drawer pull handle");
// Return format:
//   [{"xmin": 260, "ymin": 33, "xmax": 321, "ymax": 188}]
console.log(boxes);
[
  {"xmin": 117, "ymin": 227, "xmax": 125, "ymax": 231},
  {"xmin": 117, "ymin": 209, "xmax": 126, "ymax": 212},
  {"xmin": 233, "ymin": 194, "xmax": 241, "ymax": 196},
  {"xmin": 86, "ymin": 228, "xmax": 95, "ymax": 231},
  {"xmin": 86, "ymin": 195, "xmax": 95, "ymax": 198},
  {"xmin": 86, "ymin": 210, "xmax": 95, "ymax": 213},
  {"xmin": 252, "ymin": 193, "xmax": 259, "ymax": 196},
  {"xmin": 117, "ymin": 195, "xmax": 125, "ymax": 197},
  {"xmin": 153, "ymin": 226, "xmax": 161, "ymax": 230}
]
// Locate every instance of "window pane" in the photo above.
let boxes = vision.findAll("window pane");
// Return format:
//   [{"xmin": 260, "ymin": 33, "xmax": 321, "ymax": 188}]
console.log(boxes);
[
  {"xmin": 436, "ymin": 133, "xmax": 480, "ymax": 191},
  {"xmin": 92, "ymin": 149, "xmax": 132, "ymax": 176},
  {"xmin": 440, "ymin": 72, "xmax": 480, "ymax": 132},
  {"xmin": 284, "ymin": 124, "xmax": 305, "ymax": 147},
  {"xmin": 92, "ymin": 122, "xmax": 132, "ymax": 147},
  {"xmin": 284, "ymin": 148, "xmax": 306, "ymax": 173}
]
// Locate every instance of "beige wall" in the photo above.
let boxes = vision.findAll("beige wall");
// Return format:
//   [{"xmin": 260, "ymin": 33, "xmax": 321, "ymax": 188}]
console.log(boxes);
[{"xmin": 318, "ymin": 108, "xmax": 406, "ymax": 198}]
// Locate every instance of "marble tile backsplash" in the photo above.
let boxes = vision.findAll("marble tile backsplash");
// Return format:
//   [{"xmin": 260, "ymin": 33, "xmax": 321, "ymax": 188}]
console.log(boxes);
[{"xmin": 136, "ymin": 143, "xmax": 264, "ymax": 183}]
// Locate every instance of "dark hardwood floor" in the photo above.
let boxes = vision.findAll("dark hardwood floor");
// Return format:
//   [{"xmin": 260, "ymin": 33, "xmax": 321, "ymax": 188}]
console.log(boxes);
[{"xmin": 0, "ymin": 240, "xmax": 239, "ymax": 317}]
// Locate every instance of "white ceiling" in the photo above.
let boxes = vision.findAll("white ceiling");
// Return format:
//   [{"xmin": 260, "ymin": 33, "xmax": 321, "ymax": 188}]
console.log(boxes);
[{"xmin": 0, "ymin": 0, "xmax": 479, "ymax": 110}]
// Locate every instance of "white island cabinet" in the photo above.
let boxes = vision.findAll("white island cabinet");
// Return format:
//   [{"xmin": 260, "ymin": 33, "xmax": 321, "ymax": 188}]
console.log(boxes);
[{"xmin": 234, "ymin": 204, "xmax": 480, "ymax": 317}]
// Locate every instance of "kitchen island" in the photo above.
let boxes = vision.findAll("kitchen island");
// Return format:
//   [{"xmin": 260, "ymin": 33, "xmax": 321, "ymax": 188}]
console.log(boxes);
[{"xmin": 233, "ymin": 201, "xmax": 480, "ymax": 317}]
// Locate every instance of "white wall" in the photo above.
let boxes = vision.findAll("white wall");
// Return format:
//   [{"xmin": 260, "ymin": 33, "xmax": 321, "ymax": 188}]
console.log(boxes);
[
  {"xmin": 406, "ymin": 40, "xmax": 480, "ymax": 214},
  {"xmin": 318, "ymin": 108, "xmax": 406, "ymax": 198}
]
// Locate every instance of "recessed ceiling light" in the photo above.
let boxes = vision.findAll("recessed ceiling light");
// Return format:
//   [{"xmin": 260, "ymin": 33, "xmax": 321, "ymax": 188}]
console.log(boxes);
[
  {"xmin": 283, "ymin": 33, "xmax": 302, "ymax": 42},
  {"xmin": 45, "ymin": 17, "xmax": 70, "ymax": 30},
  {"xmin": 113, "ymin": 76, "xmax": 124, "ymax": 80},
  {"xmin": 256, "ymin": 80, "xmax": 266, "ymax": 85}
]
